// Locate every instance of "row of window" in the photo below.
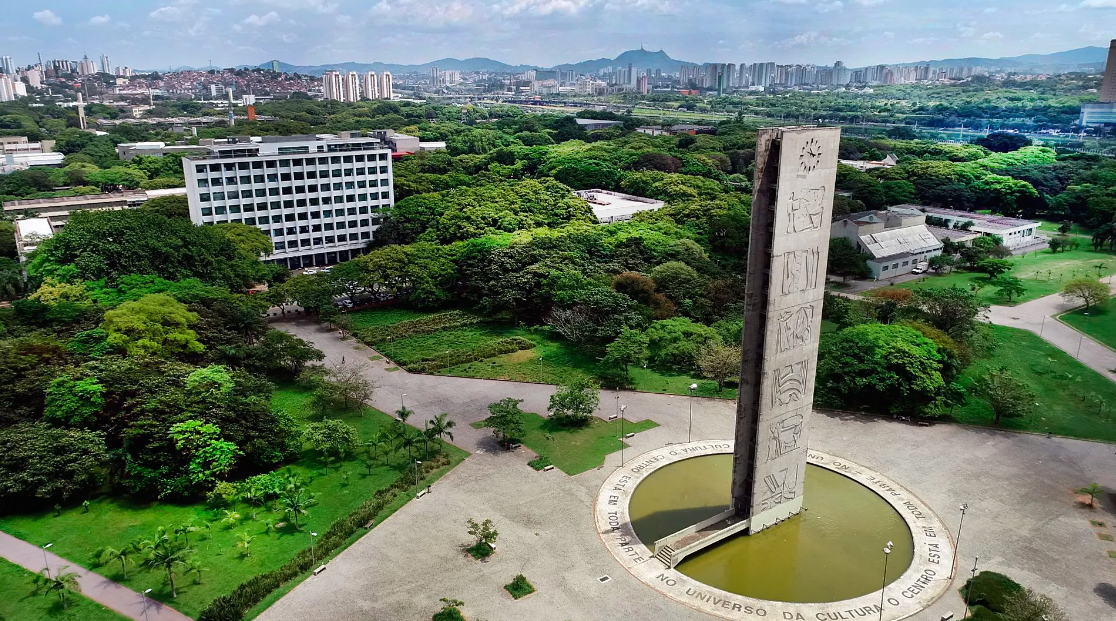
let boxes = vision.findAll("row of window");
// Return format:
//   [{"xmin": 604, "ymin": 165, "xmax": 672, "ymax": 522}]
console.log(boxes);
[
  {"xmin": 200, "ymin": 205, "xmax": 381, "ymax": 218},
  {"xmin": 272, "ymin": 232, "xmax": 372, "ymax": 250},
  {"xmin": 199, "ymin": 179, "xmax": 390, "ymax": 192},
  {"xmin": 193, "ymin": 153, "xmax": 388, "ymax": 173},
  {"xmin": 259, "ymin": 218, "xmax": 379, "ymax": 234},
  {"xmin": 198, "ymin": 191, "xmax": 390, "ymax": 203},
  {"xmin": 196, "ymin": 167, "xmax": 389, "ymax": 187}
]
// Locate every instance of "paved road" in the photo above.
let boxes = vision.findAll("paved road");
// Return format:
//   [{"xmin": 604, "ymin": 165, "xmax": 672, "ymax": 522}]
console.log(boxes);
[
  {"xmin": 0, "ymin": 530, "xmax": 191, "ymax": 621},
  {"xmin": 257, "ymin": 320, "xmax": 1116, "ymax": 621},
  {"xmin": 987, "ymin": 285, "xmax": 1116, "ymax": 380}
]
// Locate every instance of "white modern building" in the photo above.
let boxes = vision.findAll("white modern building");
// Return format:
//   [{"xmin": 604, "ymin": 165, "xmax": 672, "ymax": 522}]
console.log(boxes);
[
  {"xmin": 831, "ymin": 207, "xmax": 943, "ymax": 279},
  {"xmin": 183, "ymin": 133, "xmax": 395, "ymax": 270},
  {"xmin": 362, "ymin": 71, "xmax": 380, "ymax": 100},
  {"xmin": 343, "ymin": 71, "xmax": 361, "ymax": 103},
  {"xmin": 380, "ymin": 71, "xmax": 393, "ymax": 100},
  {"xmin": 574, "ymin": 189, "xmax": 665, "ymax": 224},
  {"xmin": 919, "ymin": 206, "xmax": 1041, "ymax": 249},
  {"xmin": 322, "ymin": 70, "xmax": 343, "ymax": 101}
]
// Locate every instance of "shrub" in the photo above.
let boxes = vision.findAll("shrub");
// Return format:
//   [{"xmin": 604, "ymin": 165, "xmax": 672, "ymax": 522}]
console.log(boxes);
[
  {"xmin": 432, "ymin": 600, "xmax": 466, "ymax": 621},
  {"xmin": 357, "ymin": 311, "xmax": 481, "ymax": 344},
  {"xmin": 405, "ymin": 337, "xmax": 535, "ymax": 373},
  {"xmin": 960, "ymin": 571, "xmax": 1024, "ymax": 613},
  {"xmin": 527, "ymin": 456, "xmax": 551, "ymax": 470},
  {"xmin": 504, "ymin": 574, "xmax": 536, "ymax": 599}
]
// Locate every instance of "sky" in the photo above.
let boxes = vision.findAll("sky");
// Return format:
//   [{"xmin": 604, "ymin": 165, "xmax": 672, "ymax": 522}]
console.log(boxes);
[{"xmin": 2, "ymin": 0, "xmax": 1115, "ymax": 70}]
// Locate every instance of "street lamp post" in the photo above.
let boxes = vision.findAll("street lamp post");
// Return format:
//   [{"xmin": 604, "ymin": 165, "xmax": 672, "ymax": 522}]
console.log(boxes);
[
  {"xmin": 688, "ymin": 384, "xmax": 698, "ymax": 443},
  {"xmin": 878, "ymin": 541, "xmax": 893, "ymax": 621},
  {"xmin": 620, "ymin": 405, "xmax": 627, "ymax": 467},
  {"xmin": 141, "ymin": 588, "xmax": 152, "ymax": 621},
  {"xmin": 414, "ymin": 460, "xmax": 422, "ymax": 487},
  {"xmin": 951, "ymin": 504, "xmax": 968, "ymax": 579},
  {"xmin": 41, "ymin": 543, "xmax": 52, "ymax": 578},
  {"xmin": 964, "ymin": 556, "xmax": 980, "ymax": 616},
  {"xmin": 400, "ymin": 393, "xmax": 407, "ymax": 415},
  {"xmin": 310, "ymin": 532, "xmax": 318, "ymax": 567}
]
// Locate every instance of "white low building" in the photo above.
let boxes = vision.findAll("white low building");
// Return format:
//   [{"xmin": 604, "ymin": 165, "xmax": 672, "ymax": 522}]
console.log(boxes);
[
  {"xmin": 831, "ymin": 207, "xmax": 943, "ymax": 279},
  {"xmin": 919, "ymin": 206, "xmax": 1041, "ymax": 249},
  {"xmin": 574, "ymin": 189, "xmax": 665, "ymax": 224}
]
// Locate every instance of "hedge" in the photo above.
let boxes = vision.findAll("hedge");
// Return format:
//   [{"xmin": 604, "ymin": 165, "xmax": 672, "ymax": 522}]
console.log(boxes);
[
  {"xmin": 357, "ymin": 311, "xmax": 481, "ymax": 344},
  {"xmin": 404, "ymin": 337, "xmax": 536, "ymax": 373},
  {"xmin": 197, "ymin": 454, "xmax": 452, "ymax": 621},
  {"xmin": 960, "ymin": 571, "xmax": 1024, "ymax": 614}
]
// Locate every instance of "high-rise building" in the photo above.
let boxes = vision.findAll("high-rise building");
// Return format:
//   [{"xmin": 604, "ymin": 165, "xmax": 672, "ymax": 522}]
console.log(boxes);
[
  {"xmin": 379, "ymin": 71, "xmax": 393, "ymax": 100},
  {"xmin": 0, "ymin": 75, "xmax": 15, "ymax": 102},
  {"xmin": 0, "ymin": 56, "xmax": 12, "ymax": 75},
  {"xmin": 78, "ymin": 55, "xmax": 96, "ymax": 76},
  {"xmin": 25, "ymin": 69, "xmax": 40, "ymax": 88},
  {"xmin": 363, "ymin": 71, "xmax": 379, "ymax": 100},
  {"xmin": 100, "ymin": 54, "xmax": 111, "ymax": 74},
  {"xmin": 343, "ymin": 71, "xmax": 361, "ymax": 102},
  {"xmin": 637, "ymin": 74, "xmax": 649, "ymax": 95},
  {"xmin": 271, "ymin": 60, "xmax": 281, "ymax": 73},
  {"xmin": 1102, "ymin": 39, "xmax": 1116, "ymax": 104},
  {"xmin": 430, "ymin": 66, "xmax": 441, "ymax": 86},
  {"xmin": 322, "ymin": 70, "xmax": 344, "ymax": 101},
  {"xmin": 183, "ymin": 134, "xmax": 395, "ymax": 270}
]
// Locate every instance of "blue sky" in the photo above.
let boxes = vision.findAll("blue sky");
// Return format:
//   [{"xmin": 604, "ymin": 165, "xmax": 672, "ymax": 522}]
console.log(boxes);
[{"xmin": 3, "ymin": 0, "xmax": 1115, "ymax": 69}]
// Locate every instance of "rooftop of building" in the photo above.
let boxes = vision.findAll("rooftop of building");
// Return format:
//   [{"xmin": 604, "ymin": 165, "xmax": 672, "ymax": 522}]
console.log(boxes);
[
  {"xmin": 182, "ymin": 133, "xmax": 388, "ymax": 161},
  {"xmin": 927, "ymin": 226, "xmax": 981, "ymax": 241},
  {"xmin": 574, "ymin": 189, "xmax": 665, "ymax": 219},
  {"xmin": 917, "ymin": 205, "xmax": 1039, "ymax": 230},
  {"xmin": 3, "ymin": 191, "xmax": 145, "ymax": 211},
  {"xmin": 858, "ymin": 225, "xmax": 942, "ymax": 261},
  {"xmin": 574, "ymin": 118, "xmax": 624, "ymax": 126}
]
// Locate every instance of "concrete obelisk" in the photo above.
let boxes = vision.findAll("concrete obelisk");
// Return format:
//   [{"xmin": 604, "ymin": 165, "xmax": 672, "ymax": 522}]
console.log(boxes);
[{"xmin": 731, "ymin": 126, "xmax": 841, "ymax": 534}]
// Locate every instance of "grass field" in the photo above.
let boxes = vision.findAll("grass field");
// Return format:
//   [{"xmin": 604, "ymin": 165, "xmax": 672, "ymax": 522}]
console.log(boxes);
[
  {"xmin": 0, "ymin": 558, "xmax": 128, "ymax": 621},
  {"xmin": 894, "ymin": 247, "xmax": 1116, "ymax": 306},
  {"xmin": 472, "ymin": 411, "xmax": 658, "ymax": 475},
  {"xmin": 1037, "ymin": 220, "xmax": 1093, "ymax": 238},
  {"xmin": 952, "ymin": 325, "xmax": 1116, "ymax": 441},
  {"xmin": 1059, "ymin": 305, "xmax": 1116, "ymax": 351},
  {"xmin": 0, "ymin": 386, "xmax": 468, "ymax": 618},
  {"xmin": 349, "ymin": 307, "xmax": 732, "ymax": 398}
]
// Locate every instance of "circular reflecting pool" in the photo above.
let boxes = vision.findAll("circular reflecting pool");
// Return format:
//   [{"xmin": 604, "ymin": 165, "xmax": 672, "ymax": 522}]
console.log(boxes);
[{"xmin": 629, "ymin": 455, "xmax": 914, "ymax": 603}]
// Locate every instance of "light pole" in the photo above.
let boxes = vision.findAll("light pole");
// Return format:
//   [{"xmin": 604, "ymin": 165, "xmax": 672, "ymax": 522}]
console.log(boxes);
[
  {"xmin": 141, "ymin": 588, "xmax": 152, "ymax": 621},
  {"xmin": 878, "ymin": 541, "xmax": 893, "ymax": 621},
  {"xmin": 688, "ymin": 384, "xmax": 698, "ymax": 443},
  {"xmin": 414, "ymin": 460, "xmax": 422, "ymax": 487},
  {"xmin": 310, "ymin": 532, "xmax": 318, "ymax": 567},
  {"xmin": 951, "ymin": 504, "xmax": 968, "ymax": 579},
  {"xmin": 41, "ymin": 543, "xmax": 52, "ymax": 578},
  {"xmin": 964, "ymin": 556, "xmax": 979, "ymax": 616},
  {"xmin": 400, "ymin": 393, "xmax": 407, "ymax": 415},
  {"xmin": 620, "ymin": 405, "xmax": 627, "ymax": 467}
]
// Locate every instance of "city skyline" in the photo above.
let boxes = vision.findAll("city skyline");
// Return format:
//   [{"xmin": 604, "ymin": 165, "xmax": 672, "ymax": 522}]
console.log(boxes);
[{"xmin": 4, "ymin": 1, "xmax": 1116, "ymax": 71}]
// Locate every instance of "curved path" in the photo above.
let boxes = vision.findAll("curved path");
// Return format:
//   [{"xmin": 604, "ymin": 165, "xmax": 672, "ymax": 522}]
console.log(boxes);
[
  {"xmin": 0, "ymin": 530, "xmax": 191, "ymax": 621},
  {"xmin": 256, "ymin": 319, "xmax": 1116, "ymax": 621}
]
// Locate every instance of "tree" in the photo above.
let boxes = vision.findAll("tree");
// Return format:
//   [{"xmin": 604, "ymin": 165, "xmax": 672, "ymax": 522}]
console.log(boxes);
[
  {"xmin": 827, "ymin": 237, "xmax": 870, "ymax": 281},
  {"xmin": 466, "ymin": 518, "xmax": 498, "ymax": 549},
  {"xmin": 304, "ymin": 363, "xmax": 375, "ymax": 415},
  {"xmin": 645, "ymin": 317, "xmax": 723, "ymax": 370},
  {"xmin": 279, "ymin": 486, "xmax": 316, "ymax": 530},
  {"xmin": 235, "ymin": 531, "xmax": 255, "ymax": 558},
  {"xmin": 0, "ymin": 257, "xmax": 25, "ymax": 301},
  {"xmin": 1076, "ymin": 483, "xmax": 1103, "ymax": 507},
  {"xmin": 973, "ymin": 132, "xmax": 1031, "ymax": 153},
  {"xmin": 96, "ymin": 543, "xmax": 138, "ymax": 580},
  {"xmin": 0, "ymin": 423, "xmax": 108, "ymax": 503},
  {"xmin": 168, "ymin": 420, "xmax": 240, "ymax": 494},
  {"xmin": 975, "ymin": 259, "xmax": 1013, "ymax": 278},
  {"xmin": 32, "ymin": 566, "xmax": 81, "ymax": 609},
  {"xmin": 547, "ymin": 378, "xmax": 600, "ymax": 427},
  {"xmin": 269, "ymin": 273, "xmax": 337, "ymax": 315},
  {"xmin": 247, "ymin": 330, "xmax": 324, "ymax": 377},
  {"xmin": 43, "ymin": 375, "xmax": 104, "ymax": 427},
  {"xmin": 970, "ymin": 367, "xmax": 1036, "ymax": 426},
  {"xmin": 303, "ymin": 419, "xmax": 358, "ymax": 460},
  {"xmin": 141, "ymin": 536, "xmax": 192, "ymax": 598},
  {"xmin": 434, "ymin": 598, "xmax": 466, "ymax": 621},
  {"xmin": 696, "ymin": 343, "xmax": 742, "ymax": 392},
  {"xmin": 481, "ymin": 398, "xmax": 526, "ymax": 447},
  {"xmin": 0, "ymin": 221, "xmax": 17, "ymax": 258},
  {"xmin": 142, "ymin": 195, "xmax": 190, "ymax": 219},
  {"xmin": 184, "ymin": 558, "xmax": 208, "ymax": 584},
  {"xmin": 1061, "ymin": 279, "xmax": 1109, "ymax": 310},
  {"xmin": 907, "ymin": 286, "xmax": 987, "ymax": 339},
  {"xmin": 1001, "ymin": 588, "xmax": 1070, "ymax": 621},
  {"xmin": 817, "ymin": 323, "xmax": 947, "ymax": 415},
  {"xmin": 603, "ymin": 327, "xmax": 649, "ymax": 380},
  {"xmin": 396, "ymin": 428, "xmax": 421, "ymax": 464},
  {"xmin": 650, "ymin": 261, "xmax": 705, "ymax": 307},
  {"xmin": 426, "ymin": 413, "xmax": 457, "ymax": 453},
  {"xmin": 928, "ymin": 254, "xmax": 957, "ymax": 274},
  {"xmin": 991, "ymin": 275, "xmax": 1026, "ymax": 302},
  {"xmin": 101, "ymin": 294, "xmax": 204, "ymax": 357}
]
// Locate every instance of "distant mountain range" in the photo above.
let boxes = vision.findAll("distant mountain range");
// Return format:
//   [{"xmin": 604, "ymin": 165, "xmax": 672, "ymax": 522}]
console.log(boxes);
[{"xmin": 153, "ymin": 45, "xmax": 1110, "ymax": 76}]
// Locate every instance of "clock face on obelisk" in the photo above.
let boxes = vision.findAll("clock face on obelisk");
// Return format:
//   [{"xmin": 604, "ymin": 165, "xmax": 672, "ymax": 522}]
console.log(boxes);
[{"xmin": 799, "ymin": 137, "xmax": 822, "ymax": 173}]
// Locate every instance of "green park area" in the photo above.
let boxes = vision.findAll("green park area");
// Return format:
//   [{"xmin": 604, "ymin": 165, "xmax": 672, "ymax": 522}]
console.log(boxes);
[
  {"xmin": 1059, "ymin": 305, "xmax": 1116, "ymax": 351},
  {"xmin": 472, "ymin": 412, "xmax": 658, "ymax": 475},
  {"xmin": 350, "ymin": 308, "xmax": 735, "ymax": 399},
  {"xmin": 0, "ymin": 386, "xmax": 467, "ymax": 619},
  {"xmin": 952, "ymin": 325, "xmax": 1116, "ymax": 441},
  {"xmin": 894, "ymin": 247, "xmax": 1116, "ymax": 306},
  {"xmin": 0, "ymin": 558, "xmax": 128, "ymax": 621}
]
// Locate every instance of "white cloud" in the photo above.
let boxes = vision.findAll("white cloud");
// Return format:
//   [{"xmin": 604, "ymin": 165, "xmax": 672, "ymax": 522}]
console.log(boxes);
[
  {"xmin": 260, "ymin": 0, "xmax": 338, "ymax": 13},
  {"xmin": 244, "ymin": 11, "xmax": 281, "ymax": 26},
  {"xmin": 851, "ymin": 0, "xmax": 887, "ymax": 5},
  {"xmin": 775, "ymin": 30, "xmax": 845, "ymax": 48},
  {"xmin": 497, "ymin": 0, "xmax": 592, "ymax": 16},
  {"xmin": 33, "ymin": 9, "xmax": 62, "ymax": 26},
  {"xmin": 367, "ymin": 0, "xmax": 479, "ymax": 27},
  {"xmin": 149, "ymin": 6, "xmax": 186, "ymax": 21},
  {"xmin": 982, "ymin": 7, "xmax": 997, "ymax": 13},
  {"xmin": 816, "ymin": 1, "xmax": 843, "ymax": 13},
  {"xmin": 1080, "ymin": 0, "xmax": 1116, "ymax": 7},
  {"xmin": 88, "ymin": 15, "xmax": 111, "ymax": 26},
  {"xmin": 957, "ymin": 22, "xmax": 976, "ymax": 37},
  {"xmin": 776, "ymin": 0, "xmax": 808, "ymax": 4},
  {"xmin": 1025, "ymin": 3, "xmax": 1073, "ymax": 13},
  {"xmin": 979, "ymin": 31, "xmax": 1004, "ymax": 40}
]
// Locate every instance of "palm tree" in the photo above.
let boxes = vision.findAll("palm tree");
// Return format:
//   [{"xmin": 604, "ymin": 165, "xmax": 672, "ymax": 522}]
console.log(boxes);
[
  {"xmin": 96, "ymin": 543, "xmax": 138, "ymax": 580},
  {"xmin": 367, "ymin": 429, "xmax": 387, "ymax": 463},
  {"xmin": 427, "ymin": 413, "xmax": 456, "ymax": 454},
  {"xmin": 1077, "ymin": 483, "xmax": 1104, "ymax": 507},
  {"xmin": 184, "ymin": 558, "xmax": 208, "ymax": 584},
  {"xmin": 33, "ymin": 566, "xmax": 81, "ymax": 609},
  {"xmin": 174, "ymin": 520, "xmax": 201, "ymax": 546},
  {"xmin": 140, "ymin": 538, "xmax": 192, "ymax": 598},
  {"xmin": 280, "ymin": 487, "xmax": 317, "ymax": 530},
  {"xmin": 395, "ymin": 406, "xmax": 414, "ymax": 424},
  {"xmin": 397, "ymin": 428, "xmax": 420, "ymax": 465},
  {"xmin": 235, "ymin": 531, "xmax": 255, "ymax": 558}
]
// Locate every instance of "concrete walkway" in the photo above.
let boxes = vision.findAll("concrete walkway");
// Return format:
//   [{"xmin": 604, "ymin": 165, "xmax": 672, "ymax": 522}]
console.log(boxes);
[
  {"xmin": 0, "ymin": 530, "xmax": 190, "ymax": 621},
  {"xmin": 987, "ymin": 286, "xmax": 1116, "ymax": 380}
]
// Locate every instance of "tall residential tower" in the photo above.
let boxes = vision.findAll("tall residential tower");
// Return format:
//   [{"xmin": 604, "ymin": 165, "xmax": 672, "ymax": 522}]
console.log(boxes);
[{"xmin": 1102, "ymin": 39, "xmax": 1116, "ymax": 104}]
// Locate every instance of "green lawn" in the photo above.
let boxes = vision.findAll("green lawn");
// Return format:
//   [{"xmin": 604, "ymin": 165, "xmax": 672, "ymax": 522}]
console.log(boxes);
[
  {"xmin": 0, "ymin": 386, "xmax": 468, "ymax": 618},
  {"xmin": 1059, "ymin": 306, "xmax": 1116, "ymax": 351},
  {"xmin": 348, "ymin": 307, "xmax": 434, "ymax": 331},
  {"xmin": 0, "ymin": 558, "xmax": 129, "ymax": 621},
  {"xmin": 952, "ymin": 325, "xmax": 1116, "ymax": 441},
  {"xmin": 1037, "ymin": 219, "xmax": 1093, "ymax": 238},
  {"xmin": 472, "ymin": 411, "xmax": 658, "ymax": 475},
  {"xmin": 894, "ymin": 247, "xmax": 1116, "ymax": 306}
]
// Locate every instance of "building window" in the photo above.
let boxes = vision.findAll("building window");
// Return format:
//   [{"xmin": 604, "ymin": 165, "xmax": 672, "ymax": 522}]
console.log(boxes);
[
  {"xmin": 214, "ymin": 205, "xmax": 227, "ymax": 215},
  {"xmin": 195, "ymin": 164, "xmax": 207, "ymax": 174},
  {"xmin": 271, "ymin": 215, "xmax": 283, "ymax": 223},
  {"xmin": 307, "ymin": 184, "xmax": 318, "ymax": 192},
  {"xmin": 255, "ymin": 189, "xmax": 267, "ymax": 197},
  {"xmin": 882, "ymin": 265, "xmax": 889, "ymax": 271},
  {"xmin": 244, "ymin": 217, "xmax": 256, "ymax": 225},
  {"xmin": 268, "ymin": 188, "xmax": 280, "ymax": 196},
  {"xmin": 213, "ymin": 192, "xmax": 225, "ymax": 201},
  {"xmin": 196, "ymin": 179, "xmax": 209, "ymax": 188},
  {"xmin": 281, "ymin": 186, "xmax": 293, "ymax": 195},
  {"xmin": 229, "ymin": 205, "xmax": 241, "ymax": 214},
  {"xmin": 313, "ymin": 237, "xmax": 323, "ymax": 246},
  {"xmin": 251, "ymin": 161, "xmax": 264, "ymax": 169},
  {"xmin": 306, "ymin": 170, "xmax": 317, "ymax": 180},
  {"xmin": 211, "ymin": 178, "xmax": 223, "ymax": 186},
  {"xmin": 309, "ymin": 197, "xmax": 320, "ymax": 206},
  {"xmin": 325, "ymin": 235, "xmax": 335, "ymax": 243},
  {"xmin": 239, "ymin": 175, "xmax": 251, "ymax": 184},
  {"xmin": 324, "ymin": 222, "xmax": 334, "ymax": 231},
  {"xmin": 381, "ymin": 191, "xmax": 390, "ymax": 199},
  {"xmin": 284, "ymin": 213, "xmax": 296, "ymax": 222},
  {"xmin": 273, "ymin": 242, "xmax": 285, "ymax": 250},
  {"xmin": 200, "ymin": 206, "xmax": 212, "ymax": 216},
  {"xmin": 346, "ymin": 195, "xmax": 356, "ymax": 203},
  {"xmin": 300, "ymin": 239, "xmax": 311, "ymax": 247},
  {"xmin": 356, "ymin": 167, "xmax": 365, "ymax": 175},
  {"xmin": 360, "ymin": 231, "xmax": 371, "ymax": 240}
]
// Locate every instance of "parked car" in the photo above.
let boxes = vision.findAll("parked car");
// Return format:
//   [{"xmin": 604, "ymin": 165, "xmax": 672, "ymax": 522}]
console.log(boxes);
[
  {"xmin": 303, "ymin": 268, "xmax": 319, "ymax": 275},
  {"xmin": 910, "ymin": 262, "xmax": 929, "ymax": 274}
]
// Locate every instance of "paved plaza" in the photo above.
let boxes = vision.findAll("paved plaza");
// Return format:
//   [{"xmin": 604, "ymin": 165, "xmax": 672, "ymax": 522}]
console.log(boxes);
[{"xmin": 257, "ymin": 320, "xmax": 1116, "ymax": 621}]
